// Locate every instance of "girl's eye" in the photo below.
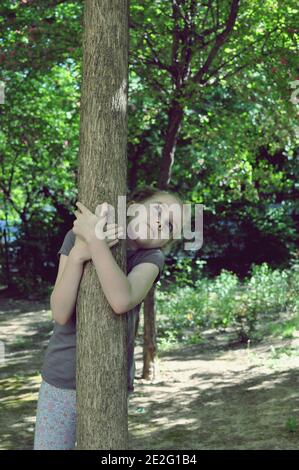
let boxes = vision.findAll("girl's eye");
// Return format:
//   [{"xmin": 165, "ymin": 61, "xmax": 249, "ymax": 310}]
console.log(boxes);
[{"xmin": 157, "ymin": 204, "xmax": 172, "ymax": 231}]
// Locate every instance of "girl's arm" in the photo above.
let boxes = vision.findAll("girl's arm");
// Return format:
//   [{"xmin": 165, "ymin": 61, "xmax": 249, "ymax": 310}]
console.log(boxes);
[
  {"xmin": 50, "ymin": 249, "xmax": 84, "ymax": 325},
  {"xmin": 87, "ymin": 236, "xmax": 159, "ymax": 315}
]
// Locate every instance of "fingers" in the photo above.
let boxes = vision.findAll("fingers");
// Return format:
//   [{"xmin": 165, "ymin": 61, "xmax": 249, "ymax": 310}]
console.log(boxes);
[
  {"xmin": 95, "ymin": 203, "xmax": 108, "ymax": 218},
  {"xmin": 75, "ymin": 201, "xmax": 92, "ymax": 215},
  {"xmin": 75, "ymin": 234, "xmax": 85, "ymax": 242},
  {"xmin": 107, "ymin": 238, "xmax": 120, "ymax": 247},
  {"xmin": 104, "ymin": 226, "xmax": 124, "ymax": 239},
  {"xmin": 95, "ymin": 204, "xmax": 102, "ymax": 218},
  {"xmin": 77, "ymin": 201, "xmax": 111, "ymax": 218},
  {"xmin": 104, "ymin": 223, "xmax": 123, "ymax": 231},
  {"xmin": 75, "ymin": 201, "xmax": 125, "ymax": 242},
  {"xmin": 95, "ymin": 202, "xmax": 109, "ymax": 219}
]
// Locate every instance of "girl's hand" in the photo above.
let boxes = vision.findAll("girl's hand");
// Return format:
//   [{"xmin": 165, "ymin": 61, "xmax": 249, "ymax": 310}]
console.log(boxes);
[
  {"xmin": 104, "ymin": 223, "xmax": 124, "ymax": 246},
  {"xmin": 73, "ymin": 201, "xmax": 106, "ymax": 243},
  {"xmin": 94, "ymin": 202, "xmax": 125, "ymax": 243},
  {"xmin": 71, "ymin": 225, "xmax": 124, "ymax": 263},
  {"xmin": 71, "ymin": 234, "xmax": 92, "ymax": 263},
  {"xmin": 94, "ymin": 201, "xmax": 111, "ymax": 240},
  {"xmin": 73, "ymin": 200, "xmax": 124, "ymax": 244}
]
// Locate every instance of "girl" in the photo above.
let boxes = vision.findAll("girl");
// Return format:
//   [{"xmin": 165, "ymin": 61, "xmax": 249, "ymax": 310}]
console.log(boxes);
[{"xmin": 33, "ymin": 185, "xmax": 184, "ymax": 450}]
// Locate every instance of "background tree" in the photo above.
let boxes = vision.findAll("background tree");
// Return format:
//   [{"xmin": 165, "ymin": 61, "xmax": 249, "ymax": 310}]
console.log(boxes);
[
  {"xmin": 0, "ymin": 0, "xmax": 299, "ymax": 451},
  {"xmin": 0, "ymin": 0, "xmax": 298, "ymax": 387},
  {"xmin": 128, "ymin": 0, "xmax": 298, "ymax": 381}
]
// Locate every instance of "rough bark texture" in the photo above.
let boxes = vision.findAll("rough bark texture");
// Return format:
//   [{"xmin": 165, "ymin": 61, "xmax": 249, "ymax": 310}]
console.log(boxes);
[
  {"xmin": 76, "ymin": 0, "xmax": 129, "ymax": 450},
  {"xmin": 143, "ymin": 285, "xmax": 160, "ymax": 382}
]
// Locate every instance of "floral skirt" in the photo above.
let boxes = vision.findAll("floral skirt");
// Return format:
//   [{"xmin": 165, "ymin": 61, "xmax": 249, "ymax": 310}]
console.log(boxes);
[
  {"xmin": 34, "ymin": 378, "xmax": 133, "ymax": 450},
  {"xmin": 33, "ymin": 379, "xmax": 76, "ymax": 450}
]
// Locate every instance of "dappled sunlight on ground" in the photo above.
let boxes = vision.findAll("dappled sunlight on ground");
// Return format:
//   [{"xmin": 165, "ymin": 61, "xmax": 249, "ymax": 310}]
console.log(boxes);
[
  {"xmin": 0, "ymin": 297, "xmax": 299, "ymax": 450},
  {"xmin": 0, "ymin": 298, "xmax": 51, "ymax": 450},
  {"xmin": 128, "ymin": 326, "xmax": 299, "ymax": 449}
]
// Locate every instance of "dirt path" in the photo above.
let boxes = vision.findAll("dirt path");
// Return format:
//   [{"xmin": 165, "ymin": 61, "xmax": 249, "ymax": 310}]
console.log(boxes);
[{"xmin": 0, "ymin": 297, "xmax": 298, "ymax": 450}]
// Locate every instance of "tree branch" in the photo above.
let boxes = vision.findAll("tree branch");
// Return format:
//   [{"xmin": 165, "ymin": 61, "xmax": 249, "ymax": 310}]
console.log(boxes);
[
  {"xmin": 171, "ymin": 0, "xmax": 181, "ymax": 88},
  {"xmin": 0, "ymin": 182, "xmax": 21, "ymax": 216},
  {"xmin": 203, "ymin": 25, "xmax": 281, "ymax": 83},
  {"xmin": 190, "ymin": 0, "xmax": 240, "ymax": 85},
  {"xmin": 143, "ymin": 33, "xmax": 173, "ymax": 74}
]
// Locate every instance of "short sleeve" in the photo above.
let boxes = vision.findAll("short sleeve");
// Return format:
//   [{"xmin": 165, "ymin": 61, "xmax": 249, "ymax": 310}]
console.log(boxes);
[
  {"xmin": 57, "ymin": 229, "xmax": 76, "ymax": 258},
  {"xmin": 131, "ymin": 249, "xmax": 165, "ymax": 285}
]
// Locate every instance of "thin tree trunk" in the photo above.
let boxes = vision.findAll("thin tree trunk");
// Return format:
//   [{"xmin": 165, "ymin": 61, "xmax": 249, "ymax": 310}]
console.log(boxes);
[
  {"xmin": 3, "ymin": 208, "xmax": 11, "ymax": 288},
  {"xmin": 142, "ymin": 101, "xmax": 183, "ymax": 383},
  {"xmin": 143, "ymin": 285, "xmax": 160, "ymax": 382},
  {"xmin": 157, "ymin": 99, "xmax": 184, "ymax": 189},
  {"xmin": 141, "ymin": 0, "xmax": 240, "ymax": 386},
  {"xmin": 76, "ymin": 0, "xmax": 129, "ymax": 450}
]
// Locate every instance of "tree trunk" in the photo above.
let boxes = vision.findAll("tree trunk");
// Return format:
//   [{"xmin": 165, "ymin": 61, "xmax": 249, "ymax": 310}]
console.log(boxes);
[
  {"xmin": 157, "ymin": 98, "xmax": 184, "ymax": 189},
  {"xmin": 76, "ymin": 0, "xmax": 129, "ymax": 450},
  {"xmin": 142, "ymin": 101, "xmax": 184, "ymax": 384},
  {"xmin": 3, "ymin": 207, "xmax": 11, "ymax": 288},
  {"xmin": 143, "ymin": 285, "xmax": 160, "ymax": 382}
]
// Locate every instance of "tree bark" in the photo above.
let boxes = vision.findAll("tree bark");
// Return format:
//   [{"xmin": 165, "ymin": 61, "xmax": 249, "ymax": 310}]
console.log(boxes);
[
  {"xmin": 157, "ymin": 98, "xmax": 184, "ymax": 188},
  {"xmin": 143, "ymin": 285, "xmax": 160, "ymax": 382},
  {"xmin": 76, "ymin": 0, "xmax": 129, "ymax": 450}
]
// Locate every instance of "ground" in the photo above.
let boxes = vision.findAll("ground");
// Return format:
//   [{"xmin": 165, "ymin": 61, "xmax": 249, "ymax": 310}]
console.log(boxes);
[{"xmin": 0, "ymin": 297, "xmax": 298, "ymax": 450}]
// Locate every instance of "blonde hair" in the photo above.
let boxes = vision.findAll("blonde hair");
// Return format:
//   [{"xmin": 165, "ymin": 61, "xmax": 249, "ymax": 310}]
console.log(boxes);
[{"xmin": 127, "ymin": 184, "xmax": 184, "ymax": 255}]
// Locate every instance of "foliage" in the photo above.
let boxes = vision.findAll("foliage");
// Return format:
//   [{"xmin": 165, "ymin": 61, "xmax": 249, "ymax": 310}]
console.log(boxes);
[
  {"xmin": 156, "ymin": 261, "xmax": 299, "ymax": 345},
  {"xmin": 0, "ymin": 0, "xmax": 298, "ymax": 293}
]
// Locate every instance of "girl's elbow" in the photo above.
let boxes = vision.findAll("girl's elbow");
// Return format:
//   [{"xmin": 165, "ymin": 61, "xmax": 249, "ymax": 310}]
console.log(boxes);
[
  {"xmin": 54, "ymin": 315, "xmax": 68, "ymax": 326},
  {"xmin": 51, "ymin": 307, "xmax": 68, "ymax": 325},
  {"xmin": 113, "ymin": 303, "xmax": 128, "ymax": 315},
  {"xmin": 112, "ymin": 299, "xmax": 132, "ymax": 315},
  {"xmin": 50, "ymin": 294, "xmax": 68, "ymax": 325}
]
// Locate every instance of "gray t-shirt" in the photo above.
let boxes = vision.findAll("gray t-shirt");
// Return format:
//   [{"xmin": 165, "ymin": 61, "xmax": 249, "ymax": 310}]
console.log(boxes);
[{"xmin": 41, "ymin": 229, "xmax": 165, "ymax": 392}]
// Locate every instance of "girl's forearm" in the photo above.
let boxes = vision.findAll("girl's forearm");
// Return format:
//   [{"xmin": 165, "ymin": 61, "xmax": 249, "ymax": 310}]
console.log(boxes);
[
  {"xmin": 87, "ymin": 237, "xmax": 131, "ymax": 314},
  {"xmin": 50, "ymin": 250, "xmax": 84, "ymax": 325}
]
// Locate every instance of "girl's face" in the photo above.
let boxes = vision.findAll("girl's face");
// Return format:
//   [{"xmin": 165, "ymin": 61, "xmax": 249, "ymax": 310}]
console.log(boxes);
[{"xmin": 126, "ymin": 193, "xmax": 182, "ymax": 250}]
